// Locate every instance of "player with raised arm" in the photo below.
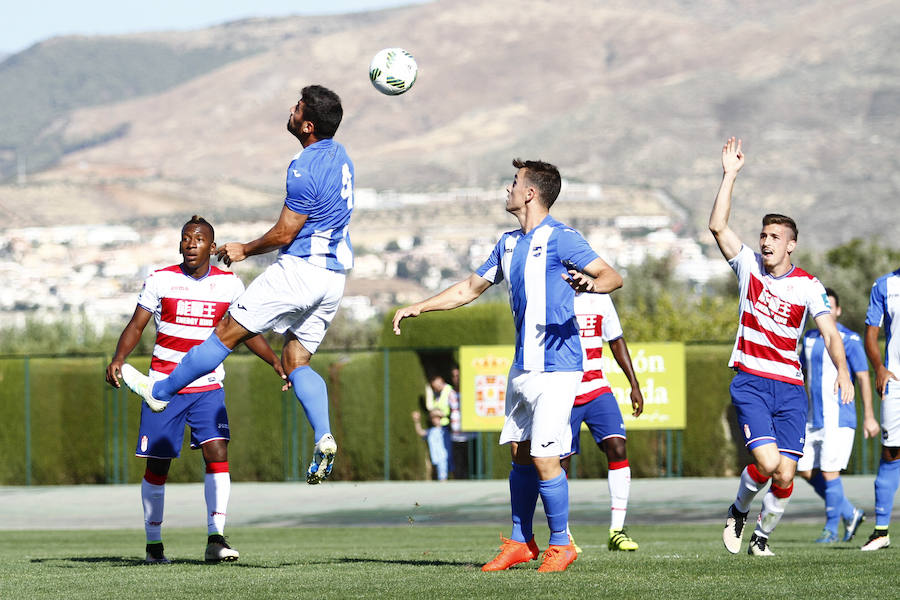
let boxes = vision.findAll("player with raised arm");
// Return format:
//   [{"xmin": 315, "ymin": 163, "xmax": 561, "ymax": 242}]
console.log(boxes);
[
  {"xmin": 797, "ymin": 288, "xmax": 876, "ymax": 543},
  {"xmin": 120, "ymin": 85, "xmax": 353, "ymax": 485},
  {"xmin": 106, "ymin": 216, "xmax": 283, "ymax": 563},
  {"xmin": 710, "ymin": 138, "xmax": 854, "ymax": 556},
  {"xmin": 859, "ymin": 268, "xmax": 900, "ymax": 550},
  {"xmin": 393, "ymin": 158, "xmax": 622, "ymax": 572},
  {"xmin": 561, "ymin": 292, "xmax": 643, "ymax": 553}
]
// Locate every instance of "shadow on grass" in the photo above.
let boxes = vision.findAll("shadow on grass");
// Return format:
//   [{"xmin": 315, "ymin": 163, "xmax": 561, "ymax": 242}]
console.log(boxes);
[
  {"xmin": 29, "ymin": 557, "xmax": 303, "ymax": 568},
  {"xmin": 338, "ymin": 556, "xmax": 480, "ymax": 568}
]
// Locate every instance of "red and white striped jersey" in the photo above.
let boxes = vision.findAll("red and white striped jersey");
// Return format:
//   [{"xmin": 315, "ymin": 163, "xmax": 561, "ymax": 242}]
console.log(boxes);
[
  {"xmin": 573, "ymin": 292, "xmax": 624, "ymax": 406},
  {"xmin": 137, "ymin": 265, "xmax": 245, "ymax": 393},
  {"xmin": 728, "ymin": 245, "xmax": 830, "ymax": 385}
]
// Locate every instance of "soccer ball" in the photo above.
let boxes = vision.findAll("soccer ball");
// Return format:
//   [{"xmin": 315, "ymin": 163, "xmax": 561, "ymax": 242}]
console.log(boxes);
[{"xmin": 369, "ymin": 48, "xmax": 418, "ymax": 95}]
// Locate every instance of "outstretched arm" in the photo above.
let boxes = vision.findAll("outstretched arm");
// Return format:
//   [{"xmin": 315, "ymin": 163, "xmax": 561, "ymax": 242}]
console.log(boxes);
[
  {"xmin": 105, "ymin": 307, "xmax": 152, "ymax": 387},
  {"xmin": 865, "ymin": 324, "xmax": 896, "ymax": 396},
  {"xmin": 217, "ymin": 205, "xmax": 308, "ymax": 266},
  {"xmin": 608, "ymin": 337, "xmax": 644, "ymax": 417},
  {"xmin": 708, "ymin": 137, "xmax": 745, "ymax": 261},
  {"xmin": 814, "ymin": 313, "xmax": 854, "ymax": 403},
  {"xmin": 393, "ymin": 273, "xmax": 492, "ymax": 335}
]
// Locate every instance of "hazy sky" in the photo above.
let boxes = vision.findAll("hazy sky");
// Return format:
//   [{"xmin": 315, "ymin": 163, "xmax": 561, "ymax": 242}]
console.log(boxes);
[{"xmin": 2, "ymin": 0, "xmax": 432, "ymax": 54}]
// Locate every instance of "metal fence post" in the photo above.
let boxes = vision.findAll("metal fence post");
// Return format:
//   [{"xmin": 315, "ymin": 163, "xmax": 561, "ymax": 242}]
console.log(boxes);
[
  {"xmin": 111, "ymin": 385, "xmax": 120, "ymax": 484},
  {"xmin": 383, "ymin": 348, "xmax": 390, "ymax": 481},
  {"xmin": 282, "ymin": 390, "xmax": 290, "ymax": 480},
  {"xmin": 24, "ymin": 357, "xmax": 31, "ymax": 486},
  {"xmin": 666, "ymin": 430, "xmax": 674, "ymax": 477},
  {"xmin": 294, "ymin": 396, "xmax": 301, "ymax": 481},
  {"xmin": 120, "ymin": 386, "xmax": 129, "ymax": 483}
]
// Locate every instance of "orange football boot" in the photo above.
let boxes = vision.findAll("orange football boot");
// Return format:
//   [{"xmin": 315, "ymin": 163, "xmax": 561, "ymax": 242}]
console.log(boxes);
[
  {"xmin": 536, "ymin": 543, "xmax": 578, "ymax": 572},
  {"xmin": 481, "ymin": 535, "xmax": 540, "ymax": 571}
]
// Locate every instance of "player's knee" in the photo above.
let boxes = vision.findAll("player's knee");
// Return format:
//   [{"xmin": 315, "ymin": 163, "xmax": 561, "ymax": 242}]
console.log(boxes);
[
  {"xmin": 602, "ymin": 439, "xmax": 627, "ymax": 461},
  {"xmin": 755, "ymin": 458, "xmax": 779, "ymax": 478}
]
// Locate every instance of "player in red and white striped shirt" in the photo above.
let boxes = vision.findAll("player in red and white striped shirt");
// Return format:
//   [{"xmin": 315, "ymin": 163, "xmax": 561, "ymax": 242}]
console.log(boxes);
[
  {"xmin": 106, "ymin": 216, "xmax": 283, "ymax": 564},
  {"xmin": 561, "ymin": 292, "xmax": 643, "ymax": 552},
  {"xmin": 710, "ymin": 138, "xmax": 854, "ymax": 556}
]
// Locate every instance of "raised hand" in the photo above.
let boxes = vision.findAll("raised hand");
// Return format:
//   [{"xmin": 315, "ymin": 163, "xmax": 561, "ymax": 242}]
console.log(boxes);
[{"xmin": 722, "ymin": 137, "xmax": 745, "ymax": 175}]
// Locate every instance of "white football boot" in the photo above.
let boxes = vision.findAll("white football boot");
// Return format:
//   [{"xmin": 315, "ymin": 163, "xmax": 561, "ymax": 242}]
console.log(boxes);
[
  {"xmin": 121, "ymin": 364, "xmax": 169, "ymax": 412},
  {"xmin": 306, "ymin": 433, "xmax": 338, "ymax": 484}
]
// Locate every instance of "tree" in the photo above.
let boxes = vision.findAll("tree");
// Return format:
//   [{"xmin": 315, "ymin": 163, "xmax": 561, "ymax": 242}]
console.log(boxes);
[
  {"xmin": 613, "ymin": 254, "xmax": 736, "ymax": 342},
  {"xmin": 797, "ymin": 238, "xmax": 900, "ymax": 335}
]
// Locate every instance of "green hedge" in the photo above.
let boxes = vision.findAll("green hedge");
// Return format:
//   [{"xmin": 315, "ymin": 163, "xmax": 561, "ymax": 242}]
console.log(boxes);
[
  {"xmin": 0, "ymin": 337, "xmax": 880, "ymax": 484},
  {"xmin": 566, "ymin": 345, "xmax": 736, "ymax": 479}
]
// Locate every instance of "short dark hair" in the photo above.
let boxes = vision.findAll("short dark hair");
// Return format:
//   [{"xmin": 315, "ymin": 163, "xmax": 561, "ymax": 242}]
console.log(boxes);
[
  {"xmin": 824, "ymin": 287, "xmax": 839, "ymax": 308},
  {"xmin": 300, "ymin": 85, "xmax": 343, "ymax": 139},
  {"xmin": 183, "ymin": 215, "xmax": 214, "ymax": 239},
  {"xmin": 762, "ymin": 213, "xmax": 797, "ymax": 242},
  {"xmin": 512, "ymin": 158, "xmax": 562, "ymax": 208}
]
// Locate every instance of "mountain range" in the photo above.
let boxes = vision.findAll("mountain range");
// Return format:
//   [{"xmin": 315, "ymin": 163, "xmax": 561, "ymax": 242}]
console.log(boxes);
[{"xmin": 1, "ymin": 0, "xmax": 898, "ymax": 250}]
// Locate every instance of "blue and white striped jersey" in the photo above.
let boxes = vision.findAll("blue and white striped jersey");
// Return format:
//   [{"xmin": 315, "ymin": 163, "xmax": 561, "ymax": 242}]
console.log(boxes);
[
  {"xmin": 866, "ymin": 269, "xmax": 900, "ymax": 395},
  {"xmin": 281, "ymin": 138, "xmax": 354, "ymax": 272},
  {"xmin": 476, "ymin": 215, "xmax": 600, "ymax": 372},
  {"xmin": 800, "ymin": 323, "xmax": 867, "ymax": 429}
]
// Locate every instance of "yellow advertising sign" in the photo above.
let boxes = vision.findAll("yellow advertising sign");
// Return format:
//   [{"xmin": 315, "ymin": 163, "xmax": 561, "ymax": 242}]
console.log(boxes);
[{"xmin": 459, "ymin": 343, "xmax": 685, "ymax": 432}]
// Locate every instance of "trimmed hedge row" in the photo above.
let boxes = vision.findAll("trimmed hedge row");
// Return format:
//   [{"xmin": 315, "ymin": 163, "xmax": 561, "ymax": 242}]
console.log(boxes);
[
  {"xmin": 0, "ymin": 302, "xmax": 880, "ymax": 484},
  {"xmin": 0, "ymin": 345, "xmax": 741, "ymax": 485}
]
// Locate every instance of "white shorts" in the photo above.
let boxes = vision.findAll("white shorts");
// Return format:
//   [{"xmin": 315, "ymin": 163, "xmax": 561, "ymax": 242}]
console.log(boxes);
[
  {"xmin": 796, "ymin": 423, "xmax": 856, "ymax": 472},
  {"xmin": 882, "ymin": 395, "xmax": 900, "ymax": 447},
  {"xmin": 229, "ymin": 254, "xmax": 345, "ymax": 354},
  {"xmin": 498, "ymin": 367, "xmax": 582, "ymax": 458}
]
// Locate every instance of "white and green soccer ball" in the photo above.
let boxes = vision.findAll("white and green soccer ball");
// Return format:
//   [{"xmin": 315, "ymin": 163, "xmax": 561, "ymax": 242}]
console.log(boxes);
[{"xmin": 369, "ymin": 47, "xmax": 418, "ymax": 95}]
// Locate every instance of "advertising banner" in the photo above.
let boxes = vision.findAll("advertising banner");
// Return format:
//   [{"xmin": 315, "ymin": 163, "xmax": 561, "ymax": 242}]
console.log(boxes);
[{"xmin": 459, "ymin": 343, "xmax": 685, "ymax": 431}]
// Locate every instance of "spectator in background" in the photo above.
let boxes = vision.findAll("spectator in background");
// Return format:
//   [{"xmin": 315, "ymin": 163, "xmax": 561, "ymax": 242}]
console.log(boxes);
[
  {"xmin": 411, "ymin": 409, "xmax": 450, "ymax": 481},
  {"xmin": 425, "ymin": 373, "xmax": 455, "ymax": 476}
]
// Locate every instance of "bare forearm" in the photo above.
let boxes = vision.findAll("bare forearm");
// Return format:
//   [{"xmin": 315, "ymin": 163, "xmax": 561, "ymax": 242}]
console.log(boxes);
[
  {"xmin": 857, "ymin": 373, "xmax": 875, "ymax": 418},
  {"xmin": 708, "ymin": 174, "xmax": 743, "ymax": 260},
  {"xmin": 112, "ymin": 325, "xmax": 143, "ymax": 361},
  {"xmin": 417, "ymin": 278, "xmax": 484, "ymax": 313},
  {"xmin": 824, "ymin": 336, "xmax": 850, "ymax": 375},
  {"xmin": 609, "ymin": 338, "xmax": 639, "ymax": 389},
  {"xmin": 582, "ymin": 259, "xmax": 623, "ymax": 293},
  {"xmin": 865, "ymin": 325, "xmax": 883, "ymax": 370},
  {"xmin": 709, "ymin": 172, "xmax": 737, "ymax": 235},
  {"xmin": 242, "ymin": 226, "xmax": 294, "ymax": 257},
  {"xmin": 244, "ymin": 334, "xmax": 279, "ymax": 366}
]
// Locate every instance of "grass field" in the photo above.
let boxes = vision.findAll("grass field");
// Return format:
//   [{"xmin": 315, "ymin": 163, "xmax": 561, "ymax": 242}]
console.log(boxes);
[{"xmin": 0, "ymin": 523, "xmax": 894, "ymax": 599}]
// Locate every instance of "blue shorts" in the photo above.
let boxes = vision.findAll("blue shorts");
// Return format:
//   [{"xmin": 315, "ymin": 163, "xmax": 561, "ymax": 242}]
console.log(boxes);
[
  {"xmin": 730, "ymin": 370, "xmax": 807, "ymax": 460},
  {"xmin": 135, "ymin": 388, "xmax": 230, "ymax": 459},
  {"xmin": 562, "ymin": 392, "xmax": 626, "ymax": 457}
]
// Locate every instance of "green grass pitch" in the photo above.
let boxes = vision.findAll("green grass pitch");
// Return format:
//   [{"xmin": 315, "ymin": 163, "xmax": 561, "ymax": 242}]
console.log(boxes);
[{"xmin": 0, "ymin": 524, "xmax": 894, "ymax": 599}]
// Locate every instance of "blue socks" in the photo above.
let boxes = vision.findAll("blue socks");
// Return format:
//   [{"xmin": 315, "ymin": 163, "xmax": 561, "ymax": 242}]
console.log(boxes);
[
  {"xmin": 288, "ymin": 366, "xmax": 331, "ymax": 442},
  {"xmin": 152, "ymin": 333, "xmax": 232, "ymax": 401},
  {"xmin": 823, "ymin": 478, "xmax": 844, "ymax": 533},
  {"xmin": 539, "ymin": 472, "xmax": 570, "ymax": 546},
  {"xmin": 808, "ymin": 471, "xmax": 827, "ymax": 500},
  {"xmin": 875, "ymin": 459, "xmax": 900, "ymax": 527},
  {"xmin": 509, "ymin": 463, "xmax": 539, "ymax": 543}
]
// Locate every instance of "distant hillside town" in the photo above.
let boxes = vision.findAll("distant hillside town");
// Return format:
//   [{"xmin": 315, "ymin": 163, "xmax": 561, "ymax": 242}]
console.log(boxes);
[{"xmin": 0, "ymin": 183, "xmax": 729, "ymax": 332}]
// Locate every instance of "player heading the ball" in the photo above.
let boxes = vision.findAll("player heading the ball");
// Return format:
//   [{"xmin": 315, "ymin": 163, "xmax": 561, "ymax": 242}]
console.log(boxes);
[{"xmin": 121, "ymin": 85, "xmax": 354, "ymax": 486}]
